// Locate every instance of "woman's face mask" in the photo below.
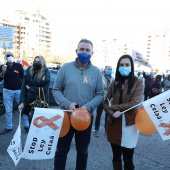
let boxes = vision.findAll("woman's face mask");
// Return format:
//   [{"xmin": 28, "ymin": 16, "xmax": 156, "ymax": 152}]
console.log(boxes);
[
  {"xmin": 119, "ymin": 67, "xmax": 131, "ymax": 76},
  {"xmin": 33, "ymin": 62, "xmax": 42, "ymax": 70}
]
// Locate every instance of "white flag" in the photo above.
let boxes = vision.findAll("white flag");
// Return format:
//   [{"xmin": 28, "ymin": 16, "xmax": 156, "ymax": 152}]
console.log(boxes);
[
  {"xmin": 142, "ymin": 90, "xmax": 170, "ymax": 141},
  {"xmin": 22, "ymin": 108, "xmax": 64, "ymax": 160},
  {"xmin": 132, "ymin": 50, "xmax": 152, "ymax": 68},
  {"xmin": 7, "ymin": 125, "xmax": 22, "ymax": 166}
]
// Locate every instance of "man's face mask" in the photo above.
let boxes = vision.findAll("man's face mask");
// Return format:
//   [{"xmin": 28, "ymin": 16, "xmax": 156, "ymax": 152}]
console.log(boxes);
[
  {"xmin": 105, "ymin": 70, "xmax": 112, "ymax": 76},
  {"xmin": 6, "ymin": 56, "xmax": 14, "ymax": 63},
  {"xmin": 78, "ymin": 52, "xmax": 91, "ymax": 64}
]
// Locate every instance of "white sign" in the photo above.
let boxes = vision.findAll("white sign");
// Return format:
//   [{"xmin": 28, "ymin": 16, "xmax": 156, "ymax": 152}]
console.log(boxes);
[
  {"xmin": 0, "ymin": 26, "xmax": 14, "ymax": 48},
  {"xmin": 132, "ymin": 50, "xmax": 152, "ymax": 68},
  {"xmin": 142, "ymin": 90, "xmax": 170, "ymax": 140},
  {"xmin": 7, "ymin": 125, "xmax": 22, "ymax": 166},
  {"xmin": 22, "ymin": 108, "xmax": 64, "ymax": 160}
]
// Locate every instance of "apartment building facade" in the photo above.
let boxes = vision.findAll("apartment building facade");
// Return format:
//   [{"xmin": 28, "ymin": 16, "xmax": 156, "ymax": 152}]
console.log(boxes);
[{"xmin": 0, "ymin": 9, "xmax": 51, "ymax": 63}]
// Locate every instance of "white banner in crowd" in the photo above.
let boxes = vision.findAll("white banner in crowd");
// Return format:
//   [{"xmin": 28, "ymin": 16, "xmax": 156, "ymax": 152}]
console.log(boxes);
[
  {"xmin": 132, "ymin": 50, "xmax": 152, "ymax": 68},
  {"xmin": 22, "ymin": 108, "xmax": 64, "ymax": 160},
  {"xmin": 142, "ymin": 90, "xmax": 170, "ymax": 141},
  {"xmin": 7, "ymin": 125, "xmax": 22, "ymax": 166}
]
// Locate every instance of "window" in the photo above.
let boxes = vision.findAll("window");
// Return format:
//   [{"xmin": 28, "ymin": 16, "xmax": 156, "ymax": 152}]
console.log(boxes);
[
  {"xmin": 25, "ymin": 17, "xmax": 29, "ymax": 21},
  {"xmin": 46, "ymin": 23, "xmax": 49, "ymax": 26}
]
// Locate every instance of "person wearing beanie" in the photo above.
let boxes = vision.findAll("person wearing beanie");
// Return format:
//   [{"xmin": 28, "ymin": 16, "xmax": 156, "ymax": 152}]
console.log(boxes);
[{"xmin": 0, "ymin": 51, "xmax": 29, "ymax": 134}]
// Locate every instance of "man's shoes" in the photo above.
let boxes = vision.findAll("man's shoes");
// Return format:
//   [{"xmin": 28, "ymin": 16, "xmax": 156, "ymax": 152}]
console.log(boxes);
[
  {"xmin": 24, "ymin": 126, "xmax": 29, "ymax": 132},
  {"xmin": 0, "ymin": 128, "xmax": 13, "ymax": 135},
  {"xmin": 93, "ymin": 130, "xmax": 100, "ymax": 137}
]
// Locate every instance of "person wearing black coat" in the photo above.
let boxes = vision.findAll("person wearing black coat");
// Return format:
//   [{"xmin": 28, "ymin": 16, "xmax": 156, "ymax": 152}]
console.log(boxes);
[
  {"xmin": 143, "ymin": 71, "xmax": 154, "ymax": 100},
  {"xmin": 149, "ymin": 75, "xmax": 162, "ymax": 98},
  {"xmin": 18, "ymin": 56, "xmax": 50, "ymax": 127}
]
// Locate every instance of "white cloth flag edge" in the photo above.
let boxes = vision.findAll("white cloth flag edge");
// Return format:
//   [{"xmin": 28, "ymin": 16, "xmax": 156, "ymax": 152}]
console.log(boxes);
[{"xmin": 7, "ymin": 111, "xmax": 22, "ymax": 166}]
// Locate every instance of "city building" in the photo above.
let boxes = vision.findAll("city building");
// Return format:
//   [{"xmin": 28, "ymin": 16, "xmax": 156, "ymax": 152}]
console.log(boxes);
[
  {"xmin": 0, "ymin": 9, "xmax": 51, "ymax": 63},
  {"xmin": 145, "ymin": 29, "xmax": 170, "ymax": 73}
]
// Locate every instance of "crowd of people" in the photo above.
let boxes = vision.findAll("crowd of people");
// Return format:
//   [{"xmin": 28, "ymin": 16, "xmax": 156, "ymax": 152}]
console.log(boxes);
[
  {"xmin": 0, "ymin": 53, "xmax": 50, "ymax": 134},
  {"xmin": 0, "ymin": 38, "xmax": 169, "ymax": 170}
]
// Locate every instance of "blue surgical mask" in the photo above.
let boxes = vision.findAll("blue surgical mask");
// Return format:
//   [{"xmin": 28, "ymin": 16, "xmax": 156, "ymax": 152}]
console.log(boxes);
[
  {"xmin": 105, "ymin": 70, "xmax": 112, "ymax": 76},
  {"xmin": 78, "ymin": 52, "xmax": 91, "ymax": 64},
  {"xmin": 7, "ymin": 56, "xmax": 14, "ymax": 63},
  {"xmin": 119, "ymin": 67, "xmax": 131, "ymax": 76}
]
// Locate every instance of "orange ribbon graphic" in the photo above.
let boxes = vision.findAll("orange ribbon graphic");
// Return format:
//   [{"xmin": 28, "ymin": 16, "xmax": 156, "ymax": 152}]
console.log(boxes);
[
  {"xmin": 83, "ymin": 76, "xmax": 88, "ymax": 83},
  {"xmin": 159, "ymin": 123, "xmax": 170, "ymax": 136},
  {"xmin": 14, "ymin": 70, "xmax": 19, "ymax": 74},
  {"xmin": 33, "ymin": 114, "xmax": 61, "ymax": 130}
]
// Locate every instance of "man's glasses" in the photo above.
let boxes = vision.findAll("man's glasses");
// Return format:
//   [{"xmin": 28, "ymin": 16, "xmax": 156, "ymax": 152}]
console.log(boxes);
[{"xmin": 6, "ymin": 55, "xmax": 13, "ymax": 57}]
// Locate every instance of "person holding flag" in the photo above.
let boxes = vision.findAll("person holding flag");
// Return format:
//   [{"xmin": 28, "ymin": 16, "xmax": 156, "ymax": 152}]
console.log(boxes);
[
  {"xmin": 53, "ymin": 39, "xmax": 104, "ymax": 170},
  {"xmin": 0, "ymin": 51, "xmax": 29, "ymax": 134},
  {"xmin": 18, "ymin": 55, "xmax": 50, "ymax": 128},
  {"xmin": 102, "ymin": 54, "xmax": 144, "ymax": 170}
]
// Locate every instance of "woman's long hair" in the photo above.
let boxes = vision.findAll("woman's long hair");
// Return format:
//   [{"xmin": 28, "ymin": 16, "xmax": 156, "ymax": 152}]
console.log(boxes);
[
  {"xmin": 114, "ymin": 54, "xmax": 137, "ymax": 94},
  {"xmin": 154, "ymin": 75, "xmax": 162, "ymax": 82},
  {"xmin": 29, "ymin": 55, "xmax": 47, "ymax": 79}
]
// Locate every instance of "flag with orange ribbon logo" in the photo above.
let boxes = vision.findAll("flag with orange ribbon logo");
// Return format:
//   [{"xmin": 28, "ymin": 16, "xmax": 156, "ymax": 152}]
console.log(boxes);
[
  {"xmin": 142, "ymin": 90, "xmax": 170, "ymax": 141},
  {"xmin": 22, "ymin": 51, "xmax": 29, "ymax": 68},
  {"xmin": 22, "ymin": 108, "xmax": 64, "ymax": 159}
]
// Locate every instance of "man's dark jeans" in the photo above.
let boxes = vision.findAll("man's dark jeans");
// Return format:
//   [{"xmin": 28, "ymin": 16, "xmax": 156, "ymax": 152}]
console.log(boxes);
[
  {"xmin": 94, "ymin": 103, "xmax": 107, "ymax": 130},
  {"xmin": 54, "ymin": 116, "xmax": 93, "ymax": 170}
]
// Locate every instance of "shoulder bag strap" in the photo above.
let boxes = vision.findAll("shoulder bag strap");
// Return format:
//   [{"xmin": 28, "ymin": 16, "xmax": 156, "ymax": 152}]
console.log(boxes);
[{"xmin": 41, "ymin": 87, "xmax": 46, "ymax": 102}]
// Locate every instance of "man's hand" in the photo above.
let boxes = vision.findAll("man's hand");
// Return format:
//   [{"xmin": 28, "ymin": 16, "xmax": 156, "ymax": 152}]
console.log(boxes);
[
  {"xmin": 18, "ymin": 102, "xmax": 24, "ymax": 111},
  {"xmin": 81, "ymin": 105, "xmax": 87, "ymax": 110},
  {"xmin": 68, "ymin": 102, "xmax": 77, "ymax": 110},
  {"xmin": 2, "ymin": 65, "xmax": 7, "ymax": 72},
  {"xmin": 0, "ymin": 65, "xmax": 7, "ymax": 78}
]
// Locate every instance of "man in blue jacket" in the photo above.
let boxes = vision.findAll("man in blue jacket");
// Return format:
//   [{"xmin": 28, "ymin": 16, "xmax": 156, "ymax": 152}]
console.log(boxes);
[
  {"xmin": 0, "ymin": 52, "xmax": 29, "ymax": 134},
  {"xmin": 53, "ymin": 39, "xmax": 104, "ymax": 170}
]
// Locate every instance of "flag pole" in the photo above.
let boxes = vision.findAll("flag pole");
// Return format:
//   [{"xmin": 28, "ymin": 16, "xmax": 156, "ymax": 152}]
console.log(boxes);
[{"xmin": 121, "ymin": 103, "xmax": 142, "ymax": 114}]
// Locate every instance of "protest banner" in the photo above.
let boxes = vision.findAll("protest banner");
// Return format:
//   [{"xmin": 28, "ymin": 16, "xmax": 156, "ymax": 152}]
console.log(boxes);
[
  {"xmin": 7, "ymin": 112, "xmax": 22, "ymax": 166},
  {"xmin": 142, "ymin": 90, "xmax": 170, "ymax": 140},
  {"xmin": 132, "ymin": 50, "xmax": 152, "ymax": 68},
  {"xmin": 22, "ymin": 108, "xmax": 64, "ymax": 159}
]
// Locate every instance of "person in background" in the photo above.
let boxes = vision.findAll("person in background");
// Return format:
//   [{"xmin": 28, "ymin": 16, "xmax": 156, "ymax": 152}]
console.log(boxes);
[
  {"xmin": 93, "ymin": 65, "xmax": 114, "ymax": 137},
  {"xmin": 0, "ymin": 51, "xmax": 29, "ymax": 134},
  {"xmin": 56, "ymin": 65, "xmax": 61, "ymax": 70},
  {"xmin": 137, "ymin": 72, "xmax": 143, "ymax": 79},
  {"xmin": 149, "ymin": 75, "xmax": 162, "ymax": 98},
  {"xmin": 18, "ymin": 56, "xmax": 50, "ymax": 126},
  {"xmin": 143, "ymin": 71, "xmax": 154, "ymax": 101},
  {"xmin": 164, "ymin": 74, "xmax": 170, "ymax": 92},
  {"xmin": 16, "ymin": 59, "xmax": 21, "ymax": 64},
  {"xmin": 52, "ymin": 39, "xmax": 104, "ymax": 170},
  {"xmin": 103, "ymin": 54, "xmax": 144, "ymax": 170}
]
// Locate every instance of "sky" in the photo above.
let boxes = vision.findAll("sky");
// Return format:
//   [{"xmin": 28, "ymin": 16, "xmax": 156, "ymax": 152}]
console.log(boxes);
[{"xmin": 1, "ymin": 0, "xmax": 170, "ymax": 53}]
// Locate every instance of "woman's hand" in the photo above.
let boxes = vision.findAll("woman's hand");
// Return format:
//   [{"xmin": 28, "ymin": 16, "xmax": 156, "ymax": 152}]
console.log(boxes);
[
  {"xmin": 18, "ymin": 102, "xmax": 24, "ymax": 111},
  {"xmin": 112, "ymin": 111, "xmax": 122, "ymax": 118}
]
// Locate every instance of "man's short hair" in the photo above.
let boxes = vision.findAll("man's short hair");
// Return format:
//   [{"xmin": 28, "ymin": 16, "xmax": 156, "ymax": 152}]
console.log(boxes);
[
  {"xmin": 5, "ymin": 51, "xmax": 14, "ymax": 57},
  {"xmin": 78, "ymin": 39, "xmax": 93, "ymax": 47}
]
